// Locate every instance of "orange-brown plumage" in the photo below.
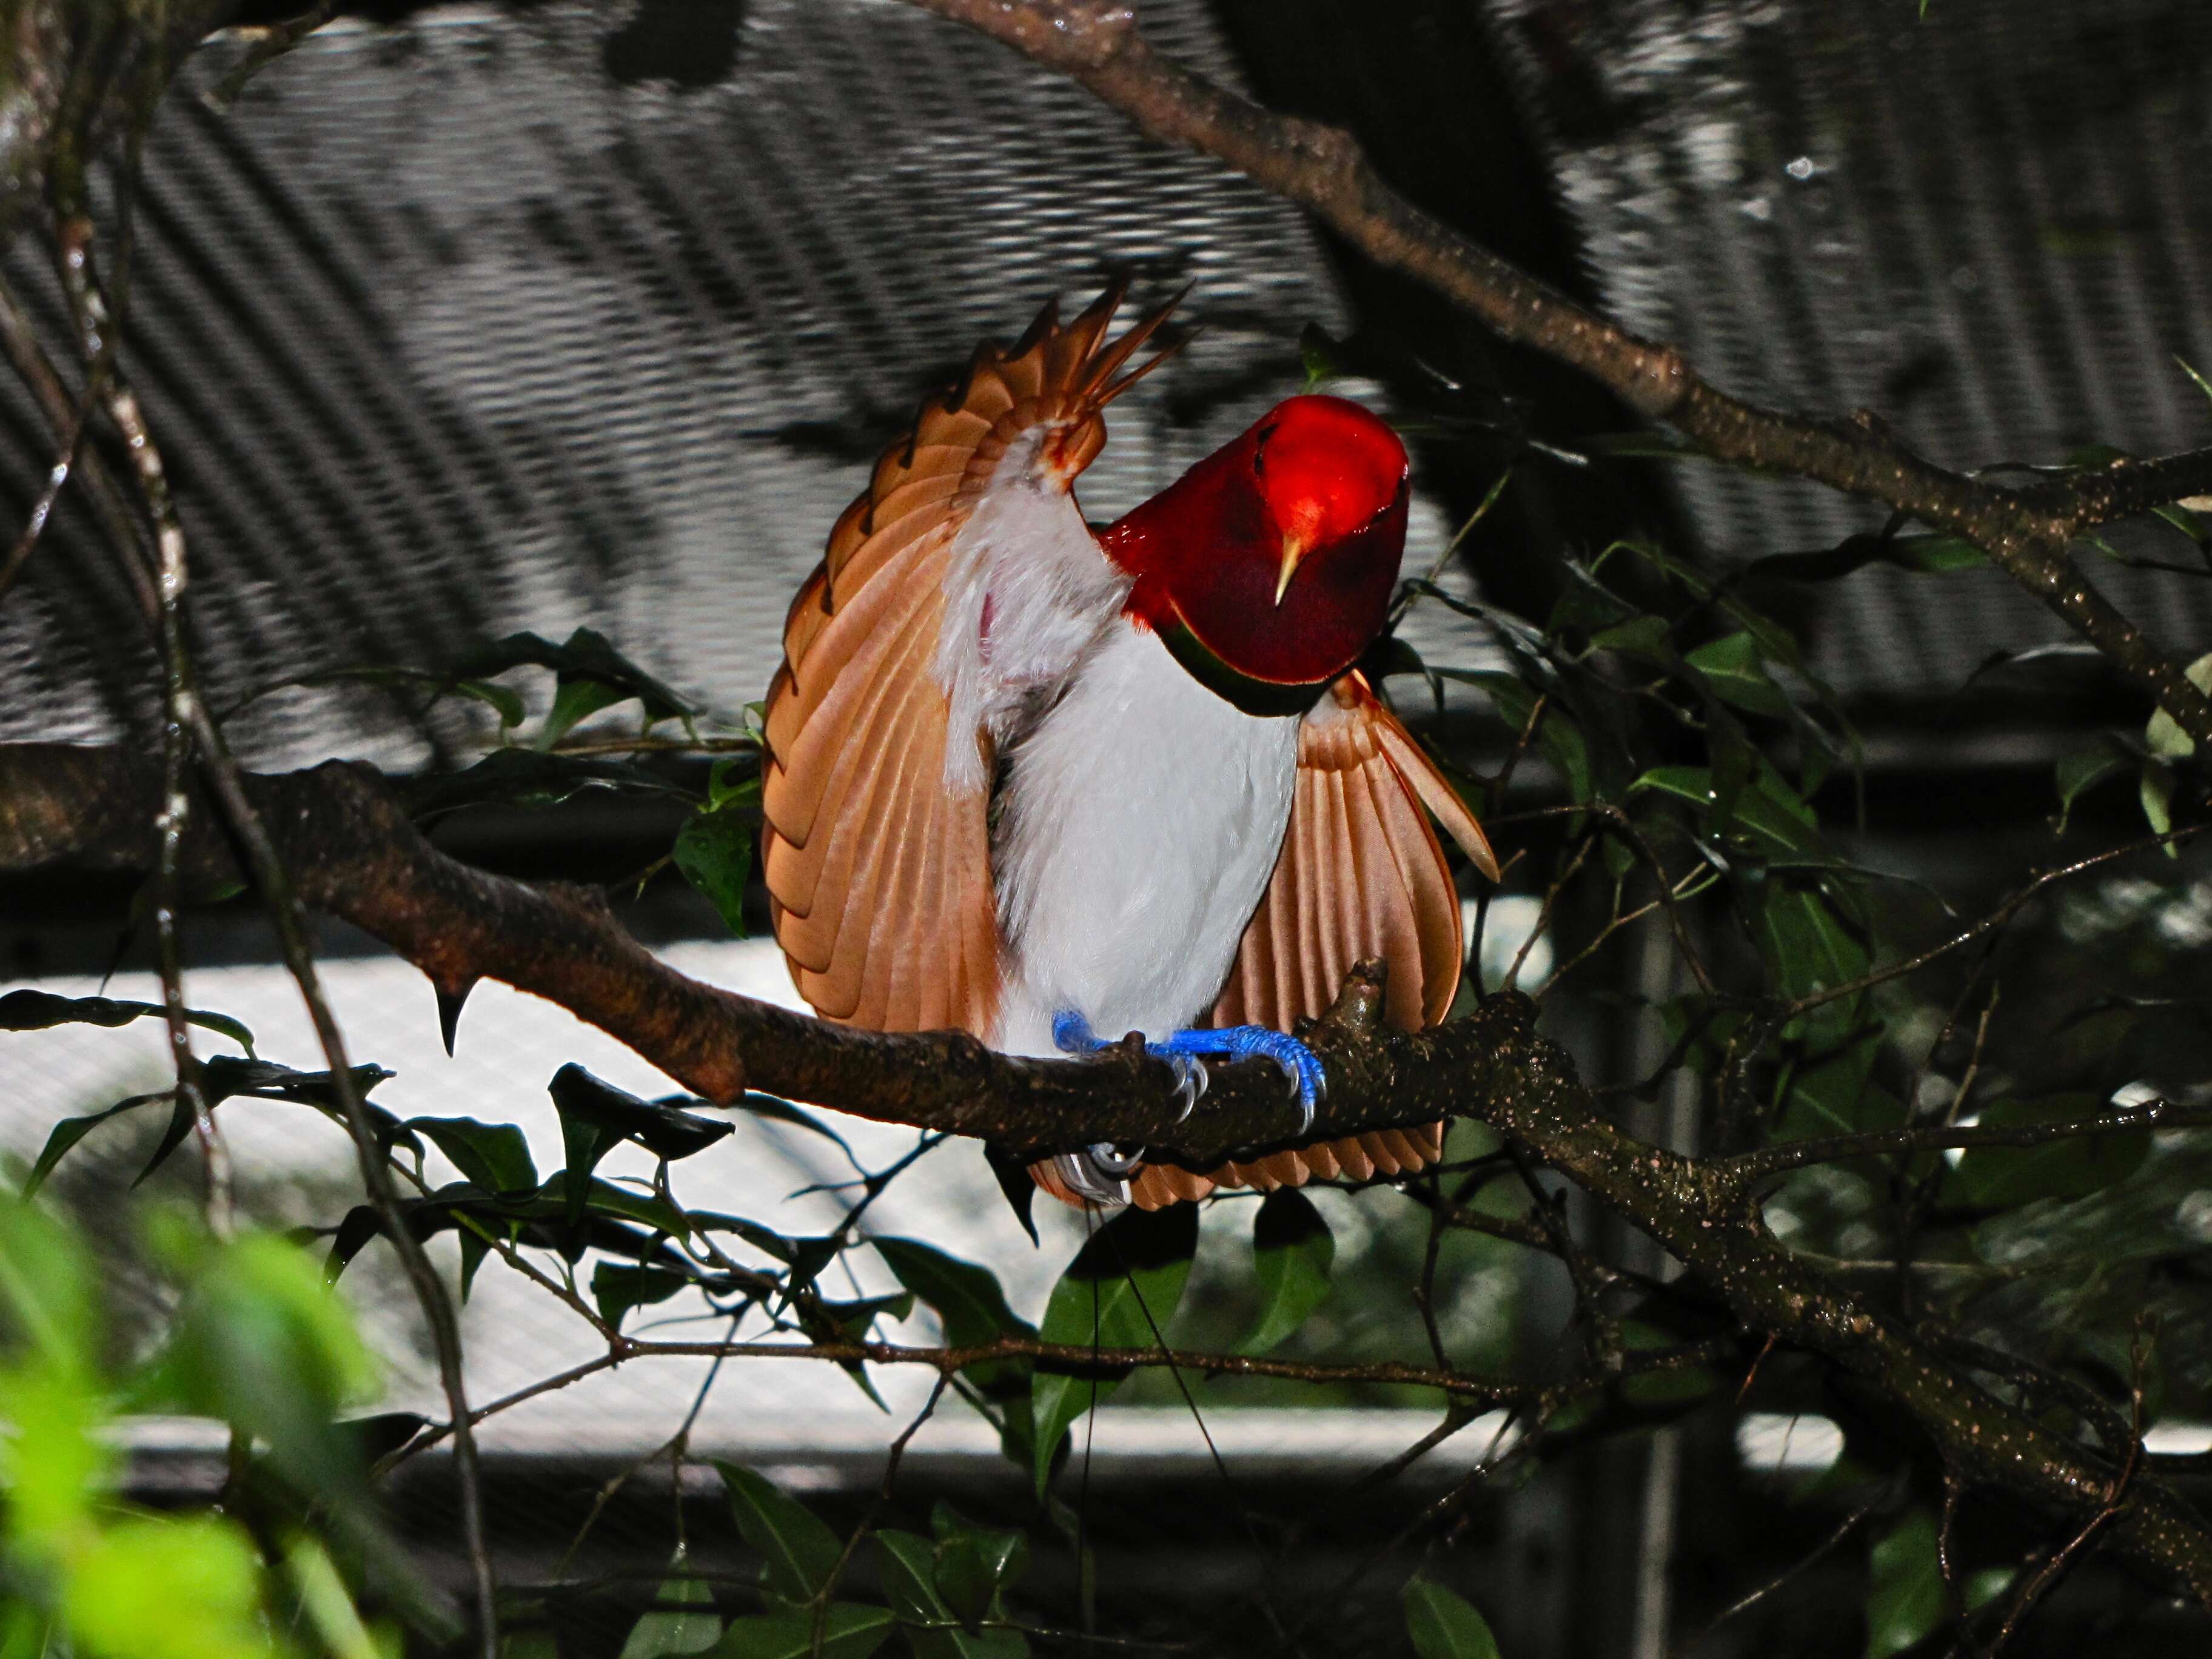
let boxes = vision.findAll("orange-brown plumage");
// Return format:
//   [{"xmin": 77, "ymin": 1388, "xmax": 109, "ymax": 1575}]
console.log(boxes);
[{"xmin": 763, "ymin": 285, "xmax": 1497, "ymax": 1211}]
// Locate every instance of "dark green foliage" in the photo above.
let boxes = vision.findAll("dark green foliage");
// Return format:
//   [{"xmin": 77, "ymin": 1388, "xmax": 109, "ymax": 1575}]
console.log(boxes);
[
  {"xmin": 717, "ymin": 1464, "xmax": 845, "ymax": 1610},
  {"xmin": 1239, "ymin": 1188, "xmax": 1333, "ymax": 1354},
  {"xmin": 0, "ymin": 988, "xmax": 255, "ymax": 1054},
  {"xmin": 1401, "ymin": 1578, "xmax": 1502, "ymax": 1659},
  {"xmin": 875, "ymin": 1527, "xmax": 1025, "ymax": 1659},
  {"xmin": 1030, "ymin": 1205, "xmax": 1198, "ymax": 1500},
  {"xmin": 25, "ymin": 1056, "xmax": 399, "ymax": 1198},
  {"xmin": 674, "ymin": 757, "xmax": 763, "ymax": 936},
  {"xmin": 617, "ymin": 1551, "xmax": 723, "ymax": 1658},
  {"xmin": 452, "ymin": 626, "xmax": 700, "ymax": 739}
]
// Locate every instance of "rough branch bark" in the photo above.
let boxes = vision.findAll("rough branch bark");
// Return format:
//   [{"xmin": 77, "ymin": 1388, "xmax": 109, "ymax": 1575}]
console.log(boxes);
[
  {"xmin": 896, "ymin": 0, "xmax": 2212, "ymax": 752},
  {"xmin": 8, "ymin": 739, "xmax": 2212, "ymax": 1601}
]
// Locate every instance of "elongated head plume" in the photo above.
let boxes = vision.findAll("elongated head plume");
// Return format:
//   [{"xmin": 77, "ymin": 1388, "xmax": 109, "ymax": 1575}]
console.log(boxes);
[{"xmin": 1104, "ymin": 395, "xmax": 1409, "ymax": 713}]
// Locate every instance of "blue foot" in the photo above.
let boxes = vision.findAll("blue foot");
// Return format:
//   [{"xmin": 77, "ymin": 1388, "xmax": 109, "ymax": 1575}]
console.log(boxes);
[
  {"xmin": 1053, "ymin": 1011, "xmax": 1322, "ymax": 1132},
  {"xmin": 1151, "ymin": 1025, "xmax": 1324, "ymax": 1131}
]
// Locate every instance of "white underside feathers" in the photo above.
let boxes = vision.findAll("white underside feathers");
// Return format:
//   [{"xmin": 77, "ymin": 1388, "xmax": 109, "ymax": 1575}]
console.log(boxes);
[{"xmin": 990, "ymin": 623, "xmax": 1301, "ymax": 1057}]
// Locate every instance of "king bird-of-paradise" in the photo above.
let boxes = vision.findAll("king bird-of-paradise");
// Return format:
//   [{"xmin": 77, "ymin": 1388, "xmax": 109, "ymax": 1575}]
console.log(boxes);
[{"xmin": 764, "ymin": 284, "xmax": 1498, "ymax": 1210}]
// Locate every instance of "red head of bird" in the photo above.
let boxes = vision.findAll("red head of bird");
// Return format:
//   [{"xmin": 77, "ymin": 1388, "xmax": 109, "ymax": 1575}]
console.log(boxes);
[{"xmin": 1102, "ymin": 395, "xmax": 1410, "ymax": 714}]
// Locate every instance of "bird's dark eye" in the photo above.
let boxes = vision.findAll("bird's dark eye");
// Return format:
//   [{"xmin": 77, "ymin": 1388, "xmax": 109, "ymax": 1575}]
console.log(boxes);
[{"xmin": 1252, "ymin": 419, "xmax": 1278, "ymax": 477}]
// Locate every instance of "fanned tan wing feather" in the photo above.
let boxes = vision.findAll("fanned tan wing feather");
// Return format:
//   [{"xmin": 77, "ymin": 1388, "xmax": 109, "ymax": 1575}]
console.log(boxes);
[
  {"xmin": 764, "ymin": 284, "xmax": 1173, "ymax": 1037},
  {"xmin": 1128, "ymin": 673, "xmax": 1493, "ymax": 1209}
]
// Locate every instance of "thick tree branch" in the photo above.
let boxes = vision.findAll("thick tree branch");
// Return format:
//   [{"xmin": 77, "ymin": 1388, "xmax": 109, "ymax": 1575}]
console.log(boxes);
[
  {"xmin": 897, "ymin": 0, "xmax": 2212, "ymax": 749},
  {"xmin": 8, "ymin": 739, "xmax": 2212, "ymax": 1601},
  {"xmin": 0, "ymin": 742, "xmax": 1454, "ymax": 1161}
]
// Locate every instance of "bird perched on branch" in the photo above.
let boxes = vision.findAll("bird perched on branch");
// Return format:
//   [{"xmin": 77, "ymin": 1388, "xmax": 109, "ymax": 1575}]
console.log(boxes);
[{"xmin": 763, "ymin": 284, "xmax": 1497, "ymax": 1209}]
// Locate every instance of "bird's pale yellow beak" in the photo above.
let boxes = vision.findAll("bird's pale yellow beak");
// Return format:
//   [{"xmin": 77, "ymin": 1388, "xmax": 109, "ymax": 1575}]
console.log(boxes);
[{"xmin": 1273, "ymin": 533, "xmax": 1310, "ymax": 606}]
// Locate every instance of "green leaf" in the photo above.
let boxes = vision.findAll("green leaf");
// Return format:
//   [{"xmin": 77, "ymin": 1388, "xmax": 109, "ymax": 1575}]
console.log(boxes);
[
  {"xmin": 549, "ymin": 1173, "xmax": 695, "ymax": 1241},
  {"xmin": 1298, "ymin": 323, "xmax": 1343, "ymax": 393},
  {"xmin": 711, "ymin": 1606, "xmax": 896, "ymax": 1659},
  {"xmin": 1401, "ymin": 1578, "xmax": 1501, "ymax": 1659},
  {"xmin": 549, "ymin": 1068, "xmax": 733, "ymax": 1242},
  {"xmin": 874, "ymin": 1241, "xmax": 1032, "ymax": 1349},
  {"xmin": 2151, "ymin": 500, "xmax": 2212, "ymax": 551},
  {"xmin": 0, "ymin": 1202, "xmax": 98, "ymax": 1375},
  {"xmin": 1030, "ymin": 1205, "xmax": 1198, "ymax": 1500},
  {"xmin": 1631, "ymin": 766, "xmax": 1824, "ymax": 860},
  {"xmin": 620, "ymin": 1550, "xmax": 723, "ymax": 1658},
  {"xmin": 1949, "ymin": 1093, "xmax": 2153, "ymax": 1207},
  {"xmin": 135, "ymin": 1095, "xmax": 203, "ymax": 1190},
  {"xmin": 1433, "ymin": 668, "xmax": 1537, "ymax": 737},
  {"xmin": 407, "ymin": 1117, "xmax": 538, "ymax": 1195},
  {"xmin": 1755, "ymin": 885, "xmax": 1871, "ymax": 1007},
  {"xmin": 704, "ymin": 754, "xmax": 763, "ymax": 812},
  {"xmin": 455, "ymin": 626, "xmax": 699, "ymax": 729},
  {"xmin": 1683, "ymin": 631, "xmax": 1790, "ymax": 717},
  {"xmin": 1239, "ymin": 1189, "xmax": 1333, "ymax": 1353},
  {"xmin": 1774, "ymin": 1023, "xmax": 1892, "ymax": 1139},
  {"xmin": 592, "ymin": 1263, "xmax": 692, "ymax": 1332},
  {"xmin": 541, "ymin": 677, "xmax": 631, "ymax": 750},
  {"xmin": 1588, "ymin": 614, "xmax": 1672, "ymax": 663},
  {"xmin": 24, "ymin": 1090, "xmax": 172, "ymax": 1198},
  {"xmin": 1749, "ymin": 531, "xmax": 1986, "ymax": 583},
  {"xmin": 1865, "ymin": 1509, "xmax": 1945, "ymax": 1659},
  {"xmin": 2142, "ymin": 759, "xmax": 2176, "ymax": 853},
  {"xmin": 1539, "ymin": 707, "xmax": 1592, "ymax": 803},
  {"xmin": 808, "ymin": 1292, "xmax": 915, "ymax": 1343},
  {"xmin": 147, "ymin": 1228, "xmax": 379, "ymax": 1511},
  {"xmin": 64, "ymin": 1515, "xmax": 271, "ymax": 1659},
  {"xmin": 2177, "ymin": 354, "xmax": 2212, "ymax": 409},
  {"xmin": 32, "ymin": 1056, "xmax": 396, "ymax": 1198},
  {"xmin": 876, "ymin": 1531, "xmax": 1025, "ymax": 1659},
  {"xmin": 200, "ymin": 1056, "xmax": 397, "ymax": 1108},
  {"xmin": 929, "ymin": 1503, "xmax": 1029, "ymax": 1627},
  {"xmin": 0, "ymin": 989, "xmax": 255, "ymax": 1055},
  {"xmin": 2144, "ymin": 651, "xmax": 2212, "ymax": 765},
  {"xmin": 717, "ymin": 1463, "xmax": 844, "ymax": 1610},
  {"xmin": 2055, "ymin": 742, "xmax": 2131, "ymax": 833},
  {"xmin": 874, "ymin": 1239, "xmax": 1034, "ymax": 1393},
  {"xmin": 675, "ymin": 804, "xmax": 755, "ymax": 938}
]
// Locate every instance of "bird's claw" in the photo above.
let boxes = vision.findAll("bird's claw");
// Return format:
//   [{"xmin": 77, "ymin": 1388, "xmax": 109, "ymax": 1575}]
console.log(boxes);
[{"xmin": 1165, "ymin": 1053, "xmax": 1208, "ymax": 1121}]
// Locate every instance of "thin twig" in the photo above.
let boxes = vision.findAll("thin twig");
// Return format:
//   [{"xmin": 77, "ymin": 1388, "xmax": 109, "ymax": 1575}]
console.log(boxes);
[
  {"xmin": 815, "ymin": 1374, "xmax": 951, "ymax": 1639},
  {"xmin": 1789, "ymin": 829, "xmax": 2210, "ymax": 1015},
  {"xmin": 46, "ymin": 201, "xmax": 226, "ymax": 1233},
  {"xmin": 1669, "ymin": 1486, "xmax": 1891, "ymax": 1658},
  {"xmin": 1726, "ymin": 1098, "xmax": 2212, "ymax": 1185}
]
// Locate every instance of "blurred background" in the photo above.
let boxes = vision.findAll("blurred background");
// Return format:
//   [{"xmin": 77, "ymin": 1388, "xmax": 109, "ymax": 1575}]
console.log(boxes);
[{"xmin": 7, "ymin": 1, "xmax": 2212, "ymax": 1654}]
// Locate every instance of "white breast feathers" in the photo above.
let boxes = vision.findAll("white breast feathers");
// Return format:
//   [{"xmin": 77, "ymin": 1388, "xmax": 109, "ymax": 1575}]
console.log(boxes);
[{"xmin": 988, "ymin": 622, "xmax": 1302, "ymax": 1057}]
